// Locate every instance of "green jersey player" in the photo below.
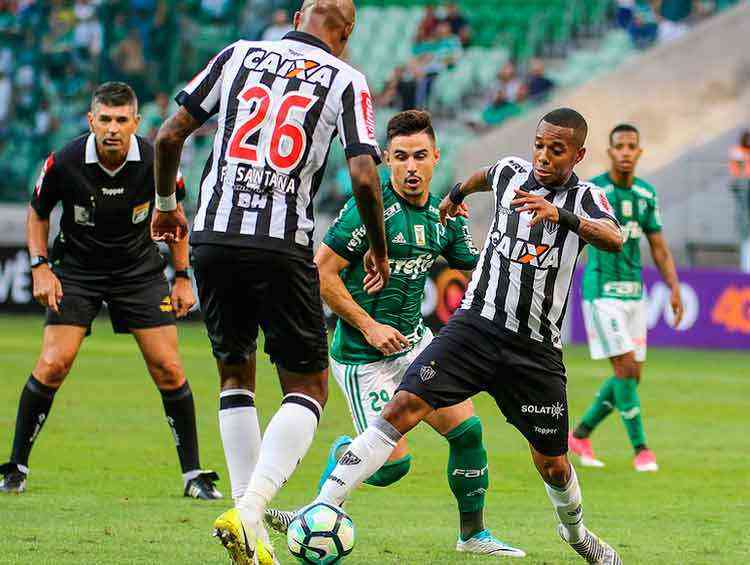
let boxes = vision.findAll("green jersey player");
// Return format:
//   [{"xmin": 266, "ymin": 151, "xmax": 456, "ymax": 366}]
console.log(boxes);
[
  {"xmin": 265, "ymin": 110, "xmax": 525, "ymax": 557},
  {"xmin": 569, "ymin": 124, "xmax": 684, "ymax": 472}
]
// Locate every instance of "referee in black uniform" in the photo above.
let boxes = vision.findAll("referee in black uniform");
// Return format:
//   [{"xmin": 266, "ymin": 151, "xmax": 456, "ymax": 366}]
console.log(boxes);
[{"xmin": 0, "ymin": 82, "xmax": 221, "ymax": 500}]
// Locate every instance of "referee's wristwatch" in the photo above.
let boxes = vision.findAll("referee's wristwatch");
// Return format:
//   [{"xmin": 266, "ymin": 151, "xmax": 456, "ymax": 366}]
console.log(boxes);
[
  {"xmin": 30, "ymin": 255, "xmax": 49, "ymax": 269},
  {"xmin": 174, "ymin": 268, "xmax": 193, "ymax": 280}
]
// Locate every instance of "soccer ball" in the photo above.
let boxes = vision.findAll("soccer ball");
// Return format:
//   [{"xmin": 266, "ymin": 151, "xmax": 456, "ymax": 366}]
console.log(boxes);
[{"xmin": 287, "ymin": 502, "xmax": 355, "ymax": 564}]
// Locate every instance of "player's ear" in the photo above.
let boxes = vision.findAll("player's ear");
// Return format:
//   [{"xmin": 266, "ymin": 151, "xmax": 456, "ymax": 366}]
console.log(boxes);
[
  {"xmin": 575, "ymin": 146, "xmax": 586, "ymax": 165},
  {"xmin": 87, "ymin": 111, "xmax": 94, "ymax": 132},
  {"xmin": 433, "ymin": 146, "xmax": 441, "ymax": 163},
  {"xmin": 383, "ymin": 149, "xmax": 391, "ymax": 167},
  {"xmin": 293, "ymin": 11, "xmax": 301, "ymax": 30}
]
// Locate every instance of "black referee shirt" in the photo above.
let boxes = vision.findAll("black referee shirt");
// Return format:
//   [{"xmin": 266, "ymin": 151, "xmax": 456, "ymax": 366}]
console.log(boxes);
[{"xmin": 31, "ymin": 133, "xmax": 186, "ymax": 277}]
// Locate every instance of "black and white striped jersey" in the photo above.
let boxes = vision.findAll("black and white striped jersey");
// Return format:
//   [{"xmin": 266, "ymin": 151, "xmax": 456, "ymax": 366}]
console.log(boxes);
[
  {"xmin": 461, "ymin": 156, "xmax": 618, "ymax": 349},
  {"xmin": 176, "ymin": 31, "xmax": 380, "ymax": 257}
]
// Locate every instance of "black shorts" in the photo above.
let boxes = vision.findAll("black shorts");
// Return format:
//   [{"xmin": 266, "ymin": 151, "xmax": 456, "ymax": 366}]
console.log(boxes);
[
  {"xmin": 46, "ymin": 268, "xmax": 175, "ymax": 335},
  {"xmin": 398, "ymin": 310, "xmax": 569, "ymax": 456},
  {"xmin": 192, "ymin": 244, "xmax": 328, "ymax": 373}
]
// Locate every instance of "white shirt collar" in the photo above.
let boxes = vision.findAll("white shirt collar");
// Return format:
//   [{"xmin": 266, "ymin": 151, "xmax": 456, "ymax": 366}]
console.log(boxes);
[{"xmin": 85, "ymin": 133, "xmax": 141, "ymax": 177}]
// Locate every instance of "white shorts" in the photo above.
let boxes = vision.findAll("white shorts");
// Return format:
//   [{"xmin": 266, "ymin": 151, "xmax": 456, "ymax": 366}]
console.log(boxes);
[
  {"xmin": 582, "ymin": 298, "xmax": 647, "ymax": 362},
  {"xmin": 331, "ymin": 329, "xmax": 434, "ymax": 433}
]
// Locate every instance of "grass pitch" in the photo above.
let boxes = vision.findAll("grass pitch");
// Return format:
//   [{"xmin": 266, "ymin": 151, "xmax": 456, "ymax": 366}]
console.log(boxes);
[{"xmin": 0, "ymin": 315, "xmax": 747, "ymax": 564}]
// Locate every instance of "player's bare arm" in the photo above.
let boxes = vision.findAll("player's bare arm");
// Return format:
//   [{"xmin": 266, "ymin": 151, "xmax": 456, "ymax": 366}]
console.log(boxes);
[
  {"xmin": 152, "ymin": 107, "xmax": 201, "ymax": 242},
  {"xmin": 647, "ymin": 231, "xmax": 684, "ymax": 325},
  {"xmin": 348, "ymin": 154, "xmax": 390, "ymax": 286},
  {"xmin": 438, "ymin": 167, "xmax": 488, "ymax": 225},
  {"xmin": 315, "ymin": 243, "xmax": 409, "ymax": 356},
  {"xmin": 166, "ymin": 203, "xmax": 195, "ymax": 318},
  {"xmin": 26, "ymin": 205, "xmax": 62, "ymax": 314}
]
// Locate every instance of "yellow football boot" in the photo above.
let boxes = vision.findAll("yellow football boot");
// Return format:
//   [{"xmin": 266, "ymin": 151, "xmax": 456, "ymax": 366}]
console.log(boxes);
[{"xmin": 213, "ymin": 508, "xmax": 275, "ymax": 565}]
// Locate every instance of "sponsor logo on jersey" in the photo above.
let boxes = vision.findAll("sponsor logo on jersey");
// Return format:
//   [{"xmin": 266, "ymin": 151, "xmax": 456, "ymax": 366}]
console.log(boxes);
[
  {"xmin": 392, "ymin": 232, "xmax": 407, "ymax": 244},
  {"xmin": 338, "ymin": 451, "xmax": 362, "ymax": 466},
  {"xmin": 638, "ymin": 199, "xmax": 648, "ymax": 216},
  {"xmin": 594, "ymin": 189, "xmax": 614, "ymax": 214},
  {"xmin": 383, "ymin": 202, "xmax": 401, "ymax": 222},
  {"xmin": 132, "ymin": 201, "xmax": 150, "ymax": 224},
  {"xmin": 101, "ymin": 187, "xmax": 125, "ymax": 196},
  {"xmin": 489, "ymin": 231, "xmax": 559, "ymax": 269},
  {"xmin": 347, "ymin": 225, "xmax": 366, "ymax": 253},
  {"xmin": 360, "ymin": 91, "xmax": 376, "ymax": 140},
  {"xmin": 521, "ymin": 402, "xmax": 566, "ymax": 419},
  {"xmin": 621, "ymin": 220, "xmax": 643, "ymax": 243},
  {"xmin": 389, "ymin": 253, "xmax": 436, "ymax": 279},
  {"xmin": 507, "ymin": 158, "xmax": 528, "ymax": 174},
  {"xmin": 534, "ymin": 426, "xmax": 559, "ymax": 436},
  {"xmin": 243, "ymin": 49, "xmax": 335, "ymax": 88}
]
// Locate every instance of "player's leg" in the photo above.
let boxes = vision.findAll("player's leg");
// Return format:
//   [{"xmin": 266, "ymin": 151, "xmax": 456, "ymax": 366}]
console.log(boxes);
[
  {"xmin": 132, "ymin": 325, "xmax": 220, "ymax": 498},
  {"xmin": 426, "ymin": 401, "xmax": 526, "ymax": 558},
  {"xmin": 615, "ymin": 299, "xmax": 656, "ymax": 471},
  {"xmin": 0, "ymin": 324, "xmax": 87, "ymax": 493},
  {"xmin": 570, "ymin": 299, "xmax": 633, "ymax": 467},
  {"xmin": 496, "ymin": 337, "xmax": 621, "ymax": 563},
  {"xmin": 192, "ymin": 244, "xmax": 263, "ymax": 504},
  {"xmin": 315, "ymin": 313, "xmax": 485, "ymax": 509},
  {"xmin": 530, "ymin": 448, "xmax": 621, "ymax": 564}
]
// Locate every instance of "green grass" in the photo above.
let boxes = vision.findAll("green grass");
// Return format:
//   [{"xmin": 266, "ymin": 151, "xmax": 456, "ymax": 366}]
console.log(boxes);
[{"xmin": 0, "ymin": 314, "xmax": 747, "ymax": 564}]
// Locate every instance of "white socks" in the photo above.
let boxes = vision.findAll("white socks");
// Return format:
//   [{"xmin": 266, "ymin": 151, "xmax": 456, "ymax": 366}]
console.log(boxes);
[
  {"xmin": 238, "ymin": 394, "xmax": 322, "ymax": 527},
  {"xmin": 219, "ymin": 389, "xmax": 261, "ymax": 503},
  {"xmin": 545, "ymin": 464, "xmax": 585, "ymax": 543},
  {"xmin": 316, "ymin": 416, "xmax": 402, "ymax": 508}
]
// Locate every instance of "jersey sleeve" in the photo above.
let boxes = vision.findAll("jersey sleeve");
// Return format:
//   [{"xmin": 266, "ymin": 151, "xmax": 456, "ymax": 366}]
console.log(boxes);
[
  {"xmin": 336, "ymin": 71, "xmax": 381, "ymax": 164},
  {"xmin": 175, "ymin": 43, "xmax": 237, "ymax": 125},
  {"xmin": 322, "ymin": 198, "xmax": 369, "ymax": 262},
  {"xmin": 643, "ymin": 193, "xmax": 663, "ymax": 234},
  {"xmin": 578, "ymin": 186, "xmax": 619, "ymax": 227},
  {"xmin": 443, "ymin": 216, "xmax": 480, "ymax": 270},
  {"xmin": 30, "ymin": 153, "xmax": 63, "ymax": 219}
]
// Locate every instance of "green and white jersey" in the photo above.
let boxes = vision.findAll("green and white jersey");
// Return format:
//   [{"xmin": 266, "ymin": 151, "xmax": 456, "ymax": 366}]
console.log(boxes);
[
  {"xmin": 583, "ymin": 172, "xmax": 663, "ymax": 301},
  {"xmin": 324, "ymin": 183, "xmax": 480, "ymax": 364}
]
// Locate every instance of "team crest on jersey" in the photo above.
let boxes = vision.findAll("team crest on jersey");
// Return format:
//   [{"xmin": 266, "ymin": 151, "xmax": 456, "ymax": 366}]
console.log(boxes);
[
  {"xmin": 543, "ymin": 219, "xmax": 558, "ymax": 236},
  {"xmin": 132, "ymin": 201, "xmax": 150, "ymax": 224},
  {"xmin": 414, "ymin": 225, "xmax": 426, "ymax": 246},
  {"xmin": 490, "ymin": 231, "xmax": 559, "ymax": 269},
  {"xmin": 622, "ymin": 200, "xmax": 633, "ymax": 217},
  {"xmin": 244, "ymin": 49, "xmax": 335, "ymax": 88}
]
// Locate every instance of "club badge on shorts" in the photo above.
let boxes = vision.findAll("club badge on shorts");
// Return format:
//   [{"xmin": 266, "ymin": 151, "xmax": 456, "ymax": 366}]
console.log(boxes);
[
  {"xmin": 132, "ymin": 201, "xmax": 150, "ymax": 224},
  {"xmin": 160, "ymin": 296, "xmax": 173, "ymax": 313}
]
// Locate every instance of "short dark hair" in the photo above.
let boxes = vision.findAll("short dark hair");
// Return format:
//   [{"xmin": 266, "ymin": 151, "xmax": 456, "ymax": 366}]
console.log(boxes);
[
  {"xmin": 387, "ymin": 110, "xmax": 436, "ymax": 145},
  {"xmin": 609, "ymin": 123, "xmax": 640, "ymax": 146},
  {"xmin": 91, "ymin": 82, "xmax": 138, "ymax": 112},
  {"xmin": 539, "ymin": 107, "xmax": 588, "ymax": 147}
]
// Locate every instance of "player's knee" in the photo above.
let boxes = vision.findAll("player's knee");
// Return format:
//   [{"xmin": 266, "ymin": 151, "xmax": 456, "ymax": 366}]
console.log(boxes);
[
  {"xmin": 537, "ymin": 456, "xmax": 570, "ymax": 487},
  {"xmin": 148, "ymin": 357, "xmax": 184, "ymax": 389},
  {"xmin": 382, "ymin": 391, "xmax": 431, "ymax": 432},
  {"xmin": 35, "ymin": 355, "xmax": 73, "ymax": 386},
  {"xmin": 445, "ymin": 416, "xmax": 483, "ymax": 449},
  {"xmin": 364, "ymin": 455, "xmax": 412, "ymax": 488}
]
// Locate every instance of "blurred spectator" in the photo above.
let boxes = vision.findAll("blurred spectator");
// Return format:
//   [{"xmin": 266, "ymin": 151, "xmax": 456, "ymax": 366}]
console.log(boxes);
[
  {"xmin": 729, "ymin": 130, "xmax": 750, "ymax": 272},
  {"xmin": 110, "ymin": 27, "xmax": 148, "ymax": 97},
  {"xmin": 616, "ymin": 0, "xmax": 636, "ymax": 28},
  {"xmin": 141, "ymin": 91, "xmax": 171, "ymax": 140},
  {"xmin": 443, "ymin": 3, "xmax": 471, "ymax": 47},
  {"xmin": 652, "ymin": 0, "xmax": 694, "ymax": 42},
  {"xmin": 628, "ymin": 2, "xmax": 659, "ymax": 48},
  {"xmin": 200, "ymin": 0, "xmax": 232, "ymax": 20},
  {"xmin": 487, "ymin": 62, "xmax": 523, "ymax": 106},
  {"xmin": 416, "ymin": 5, "xmax": 439, "ymax": 43},
  {"xmin": 414, "ymin": 21, "xmax": 462, "ymax": 69},
  {"xmin": 262, "ymin": 9, "xmax": 292, "ymax": 42},
  {"xmin": 525, "ymin": 58, "xmax": 555, "ymax": 103},
  {"xmin": 0, "ymin": 67, "xmax": 11, "ymax": 127},
  {"xmin": 73, "ymin": 0, "xmax": 101, "ymax": 60}
]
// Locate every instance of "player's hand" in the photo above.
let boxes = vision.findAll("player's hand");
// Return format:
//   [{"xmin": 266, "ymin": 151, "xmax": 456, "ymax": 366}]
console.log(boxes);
[
  {"xmin": 151, "ymin": 208, "xmax": 188, "ymax": 243},
  {"xmin": 363, "ymin": 249, "xmax": 390, "ymax": 294},
  {"xmin": 362, "ymin": 321, "xmax": 411, "ymax": 356},
  {"xmin": 32, "ymin": 264, "xmax": 63, "ymax": 314},
  {"xmin": 170, "ymin": 277, "xmax": 195, "ymax": 319},
  {"xmin": 670, "ymin": 285, "xmax": 684, "ymax": 327},
  {"xmin": 438, "ymin": 194, "xmax": 469, "ymax": 226},
  {"xmin": 511, "ymin": 189, "xmax": 558, "ymax": 226}
]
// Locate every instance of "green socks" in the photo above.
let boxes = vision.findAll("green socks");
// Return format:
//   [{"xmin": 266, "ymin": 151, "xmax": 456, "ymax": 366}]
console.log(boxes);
[
  {"xmin": 613, "ymin": 377, "xmax": 647, "ymax": 450},
  {"xmin": 577, "ymin": 376, "xmax": 617, "ymax": 435},
  {"xmin": 364, "ymin": 455, "xmax": 411, "ymax": 487},
  {"xmin": 446, "ymin": 416, "xmax": 489, "ymax": 539}
]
